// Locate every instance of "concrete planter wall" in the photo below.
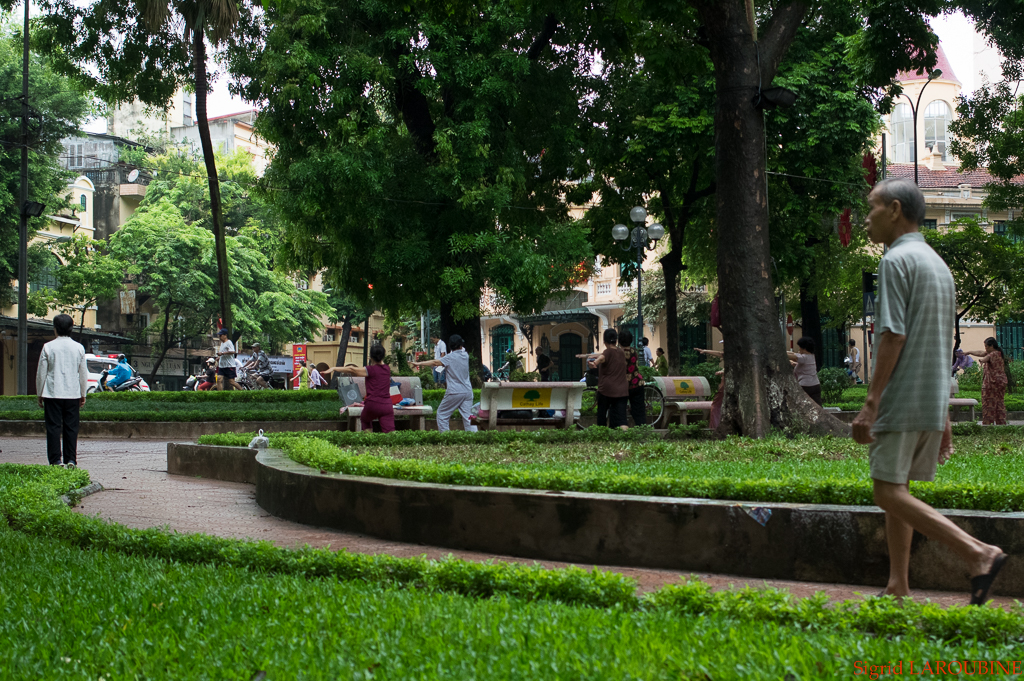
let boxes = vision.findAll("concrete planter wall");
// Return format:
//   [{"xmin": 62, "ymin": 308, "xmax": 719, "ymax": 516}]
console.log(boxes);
[{"xmin": 252, "ymin": 449, "xmax": 1024, "ymax": 596}]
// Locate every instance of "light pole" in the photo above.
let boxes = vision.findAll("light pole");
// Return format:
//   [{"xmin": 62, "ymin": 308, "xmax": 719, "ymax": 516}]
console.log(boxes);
[
  {"xmin": 901, "ymin": 69, "xmax": 942, "ymax": 186},
  {"xmin": 612, "ymin": 206, "xmax": 664, "ymax": 361}
]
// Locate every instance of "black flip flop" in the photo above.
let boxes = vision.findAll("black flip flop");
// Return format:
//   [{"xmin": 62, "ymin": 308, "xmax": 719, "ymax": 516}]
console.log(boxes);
[{"xmin": 970, "ymin": 553, "xmax": 1009, "ymax": 605}]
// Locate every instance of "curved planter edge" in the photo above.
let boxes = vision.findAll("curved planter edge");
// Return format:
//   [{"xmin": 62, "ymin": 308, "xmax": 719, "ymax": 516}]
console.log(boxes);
[{"xmin": 254, "ymin": 449, "xmax": 1024, "ymax": 595}]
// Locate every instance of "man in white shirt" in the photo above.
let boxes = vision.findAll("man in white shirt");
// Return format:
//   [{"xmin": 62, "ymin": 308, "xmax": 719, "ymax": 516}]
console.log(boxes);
[
  {"xmin": 641, "ymin": 337, "xmax": 653, "ymax": 367},
  {"xmin": 432, "ymin": 334, "xmax": 447, "ymax": 387},
  {"xmin": 846, "ymin": 339, "xmax": 863, "ymax": 384},
  {"xmin": 216, "ymin": 329, "xmax": 243, "ymax": 391},
  {"xmin": 36, "ymin": 314, "xmax": 88, "ymax": 468}
]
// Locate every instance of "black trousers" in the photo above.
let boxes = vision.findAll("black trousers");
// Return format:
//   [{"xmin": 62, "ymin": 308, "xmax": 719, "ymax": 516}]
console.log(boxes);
[
  {"xmin": 627, "ymin": 386, "xmax": 647, "ymax": 426},
  {"xmin": 596, "ymin": 393, "xmax": 628, "ymax": 428},
  {"xmin": 44, "ymin": 398, "xmax": 80, "ymax": 466},
  {"xmin": 802, "ymin": 383, "xmax": 823, "ymax": 406}
]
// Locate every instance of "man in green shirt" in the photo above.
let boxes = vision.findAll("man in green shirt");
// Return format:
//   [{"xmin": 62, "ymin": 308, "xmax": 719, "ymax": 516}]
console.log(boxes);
[{"xmin": 853, "ymin": 178, "xmax": 1007, "ymax": 605}]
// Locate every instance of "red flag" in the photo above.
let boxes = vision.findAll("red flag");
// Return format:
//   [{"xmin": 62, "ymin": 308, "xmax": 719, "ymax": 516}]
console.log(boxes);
[
  {"xmin": 862, "ymin": 153, "xmax": 877, "ymax": 187},
  {"xmin": 838, "ymin": 209, "xmax": 852, "ymax": 247}
]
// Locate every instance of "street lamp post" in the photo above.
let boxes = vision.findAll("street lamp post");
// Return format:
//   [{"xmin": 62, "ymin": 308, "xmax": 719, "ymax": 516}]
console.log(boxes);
[
  {"xmin": 612, "ymin": 206, "xmax": 664, "ymax": 361},
  {"xmin": 901, "ymin": 69, "xmax": 942, "ymax": 187}
]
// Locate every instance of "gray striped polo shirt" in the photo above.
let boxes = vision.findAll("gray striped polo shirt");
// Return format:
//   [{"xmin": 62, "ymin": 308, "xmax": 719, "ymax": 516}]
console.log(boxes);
[{"xmin": 872, "ymin": 232, "xmax": 955, "ymax": 433}]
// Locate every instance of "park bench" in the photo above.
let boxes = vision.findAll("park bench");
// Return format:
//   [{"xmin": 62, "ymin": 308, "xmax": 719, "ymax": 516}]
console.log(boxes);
[
  {"xmin": 948, "ymin": 379, "xmax": 979, "ymax": 422},
  {"xmin": 949, "ymin": 398, "xmax": 979, "ymax": 422},
  {"xmin": 651, "ymin": 376, "xmax": 714, "ymax": 426},
  {"xmin": 475, "ymin": 381, "xmax": 585, "ymax": 430},
  {"xmin": 339, "ymin": 376, "xmax": 433, "ymax": 431}
]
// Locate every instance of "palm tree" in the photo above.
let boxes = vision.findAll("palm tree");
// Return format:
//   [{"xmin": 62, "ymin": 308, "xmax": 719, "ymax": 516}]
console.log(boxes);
[{"xmin": 139, "ymin": 0, "xmax": 240, "ymax": 331}]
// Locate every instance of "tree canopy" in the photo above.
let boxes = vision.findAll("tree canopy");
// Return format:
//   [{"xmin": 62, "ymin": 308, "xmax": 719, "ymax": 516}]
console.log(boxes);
[
  {"xmin": 225, "ymin": 0, "xmax": 608, "ymax": 366},
  {"xmin": 0, "ymin": 24, "xmax": 92, "ymax": 308}
]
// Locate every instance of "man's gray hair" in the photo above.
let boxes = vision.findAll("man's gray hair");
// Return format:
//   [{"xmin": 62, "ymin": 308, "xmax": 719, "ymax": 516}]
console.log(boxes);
[{"xmin": 873, "ymin": 178, "xmax": 926, "ymax": 226}]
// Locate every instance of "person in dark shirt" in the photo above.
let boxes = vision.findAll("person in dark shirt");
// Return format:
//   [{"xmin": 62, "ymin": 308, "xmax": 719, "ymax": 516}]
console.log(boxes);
[
  {"xmin": 535, "ymin": 346, "xmax": 552, "ymax": 382},
  {"xmin": 578, "ymin": 328, "xmax": 628, "ymax": 429}
]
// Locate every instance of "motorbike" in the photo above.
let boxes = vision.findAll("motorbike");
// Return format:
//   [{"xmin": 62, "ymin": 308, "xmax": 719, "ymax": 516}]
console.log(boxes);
[
  {"xmin": 183, "ymin": 374, "xmax": 202, "ymax": 391},
  {"xmin": 99, "ymin": 369, "xmax": 144, "ymax": 392}
]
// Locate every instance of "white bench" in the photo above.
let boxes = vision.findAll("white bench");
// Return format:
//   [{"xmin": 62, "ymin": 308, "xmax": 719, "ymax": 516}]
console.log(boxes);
[
  {"xmin": 339, "ymin": 376, "xmax": 433, "ymax": 431},
  {"xmin": 651, "ymin": 376, "xmax": 714, "ymax": 426},
  {"xmin": 476, "ymin": 381, "xmax": 585, "ymax": 430},
  {"xmin": 949, "ymin": 398, "xmax": 979, "ymax": 422}
]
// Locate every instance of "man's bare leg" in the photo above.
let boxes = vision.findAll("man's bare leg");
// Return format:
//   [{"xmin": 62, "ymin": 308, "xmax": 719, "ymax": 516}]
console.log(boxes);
[
  {"xmin": 874, "ymin": 480, "xmax": 1004, "ymax": 580},
  {"xmin": 882, "ymin": 511, "xmax": 914, "ymax": 597},
  {"xmin": 229, "ymin": 379, "xmax": 243, "ymax": 391},
  {"xmin": 216, "ymin": 375, "xmax": 225, "ymax": 391}
]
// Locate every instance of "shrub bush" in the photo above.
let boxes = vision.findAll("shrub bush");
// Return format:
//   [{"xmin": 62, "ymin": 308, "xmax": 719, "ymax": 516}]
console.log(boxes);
[
  {"xmin": 817, "ymin": 367, "xmax": 852, "ymax": 404},
  {"xmin": 958, "ymin": 363, "xmax": 983, "ymax": 391}
]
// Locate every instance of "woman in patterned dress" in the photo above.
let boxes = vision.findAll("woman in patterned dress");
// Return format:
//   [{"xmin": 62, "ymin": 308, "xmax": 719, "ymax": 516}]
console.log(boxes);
[{"xmin": 966, "ymin": 337, "xmax": 1008, "ymax": 425}]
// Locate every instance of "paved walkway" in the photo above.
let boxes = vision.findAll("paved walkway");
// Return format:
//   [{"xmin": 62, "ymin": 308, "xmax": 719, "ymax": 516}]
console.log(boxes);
[{"xmin": 0, "ymin": 436, "xmax": 1016, "ymax": 608}]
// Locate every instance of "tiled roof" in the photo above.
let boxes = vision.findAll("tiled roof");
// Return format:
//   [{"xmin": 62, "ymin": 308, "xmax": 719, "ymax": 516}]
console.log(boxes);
[
  {"xmin": 896, "ymin": 42, "xmax": 960, "ymax": 84},
  {"xmin": 885, "ymin": 164, "xmax": 1024, "ymax": 188}
]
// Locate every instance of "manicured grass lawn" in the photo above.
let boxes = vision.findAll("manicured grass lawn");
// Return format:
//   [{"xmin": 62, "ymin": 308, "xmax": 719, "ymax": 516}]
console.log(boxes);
[
  {"xmin": 201, "ymin": 428, "xmax": 1024, "ymax": 511},
  {"xmin": 6, "ymin": 529, "xmax": 1019, "ymax": 680},
  {"xmin": 2, "ymin": 464, "xmax": 1021, "ymax": 678}
]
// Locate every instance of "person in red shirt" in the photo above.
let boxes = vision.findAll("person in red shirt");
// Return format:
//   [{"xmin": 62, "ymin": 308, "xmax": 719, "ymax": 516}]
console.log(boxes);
[
  {"xmin": 578, "ymin": 328, "xmax": 629, "ymax": 429},
  {"xmin": 322, "ymin": 345, "xmax": 395, "ymax": 432}
]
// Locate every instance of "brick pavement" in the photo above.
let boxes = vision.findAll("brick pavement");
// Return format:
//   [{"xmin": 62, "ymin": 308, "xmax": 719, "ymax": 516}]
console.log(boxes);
[{"xmin": 1, "ymin": 436, "xmax": 1016, "ymax": 608}]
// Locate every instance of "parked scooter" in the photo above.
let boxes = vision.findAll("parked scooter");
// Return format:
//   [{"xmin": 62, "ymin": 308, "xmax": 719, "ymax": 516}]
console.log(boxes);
[{"xmin": 99, "ymin": 369, "xmax": 144, "ymax": 392}]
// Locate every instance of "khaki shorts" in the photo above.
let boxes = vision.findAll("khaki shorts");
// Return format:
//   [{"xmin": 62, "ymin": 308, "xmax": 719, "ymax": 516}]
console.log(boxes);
[{"xmin": 869, "ymin": 430, "xmax": 943, "ymax": 484}]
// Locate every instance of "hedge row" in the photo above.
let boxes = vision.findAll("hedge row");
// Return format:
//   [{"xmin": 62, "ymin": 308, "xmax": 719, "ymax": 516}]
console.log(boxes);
[
  {"xmin": 1, "ymin": 464, "xmax": 1021, "ymax": 644},
  {"xmin": 268, "ymin": 434, "xmax": 1024, "ymax": 512},
  {"xmin": 0, "ymin": 390, "xmax": 339, "ymax": 404}
]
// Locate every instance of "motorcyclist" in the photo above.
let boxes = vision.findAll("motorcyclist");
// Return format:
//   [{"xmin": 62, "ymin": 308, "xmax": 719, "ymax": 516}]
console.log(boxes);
[
  {"xmin": 105, "ymin": 354, "xmax": 133, "ymax": 390},
  {"xmin": 243, "ymin": 342, "xmax": 273, "ymax": 389}
]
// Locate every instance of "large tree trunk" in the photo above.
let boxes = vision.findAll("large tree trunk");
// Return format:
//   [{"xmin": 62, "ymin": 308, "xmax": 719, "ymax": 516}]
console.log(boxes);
[
  {"xmin": 694, "ymin": 0, "xmax": 847, "ymax": 437},
  {"xmin": 799, "ymin": 282, "xmax": 823, "ymax": 371},
  {"xmin": 193, "ymin": 27, "xmax": 231, "ymax": 332},
  {"xmin": 440, "ymin": 296, "xmax": 482, "ymax": 380},
  {"xmin": 661, "ymin": 255, "xmax": 683, "ymax": 375},
  {"xmin": 335, "ymin": 317, "xmax": 352, "ymax": 366}
]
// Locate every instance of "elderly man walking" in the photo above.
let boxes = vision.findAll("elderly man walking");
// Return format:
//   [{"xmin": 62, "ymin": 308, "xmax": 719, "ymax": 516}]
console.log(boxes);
[
  {"xmin": 36, "ymin": 313, "xmax": 89, "ymax": 469},
  {"xmin": 853, "ymin": 178, "xmax": 1007, "ymax": 604}
]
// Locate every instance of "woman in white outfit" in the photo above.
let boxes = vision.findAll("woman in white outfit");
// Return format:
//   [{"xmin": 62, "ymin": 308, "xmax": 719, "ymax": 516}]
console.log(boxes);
[{"xmin": 411, "ymin": 334, "xmax": 473, "ymax": 432}]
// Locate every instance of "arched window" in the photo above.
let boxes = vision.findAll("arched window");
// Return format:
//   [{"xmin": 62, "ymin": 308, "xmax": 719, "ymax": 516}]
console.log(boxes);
[
  {"xmin": 924, "ymin": 100, "xmax": 951, "ymax": 161},
  {"xmin": 80, "ymin": 194, "xmax": 87, "ymax": 210},
  {"xmin": 891, "ymin": 104, "xmax": 914, "ymax": 163}
]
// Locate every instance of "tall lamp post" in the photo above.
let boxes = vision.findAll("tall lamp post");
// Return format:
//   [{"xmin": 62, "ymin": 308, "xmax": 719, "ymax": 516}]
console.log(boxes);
[
  {"xmin": 17, "ymin": 0, "xmax": 32, "ymax": 395},
  {"xmin": 612, "ymin": 206, "xmax": 664, "ymax": 359},
  {"xmin": 901, "ymin": 69, "xmax": 942, "ymax": 187}
]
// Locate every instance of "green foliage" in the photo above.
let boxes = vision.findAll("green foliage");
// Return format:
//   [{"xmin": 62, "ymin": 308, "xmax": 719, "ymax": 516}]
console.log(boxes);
[
  {"xmin": 0, "ymin": 28, "xmax": 92, "ymax": 307},
  {"xmin": 817, "ymin": 367, "xmax": 852, "ymax": 404},
  {"xmin": 33, "ymin": 234, "xmax": 125, "ymax": 332},
  {"xmin": 925, "ymin": 217, "xmax": 1024, "ymax": 327},
  {"xmin": 257, "ymin": 431, "xmax": 1024, "ymax": 512},
  {"xmin": 225, "ymin": 0, "xmax": 595, "ymax": 320},
  {"xmin": 950, "ymin": 62, "xmax": 1024, "ymax": 225},
  {"xmin": 959, "ymin": 363, "xmax": 983, "ymax": 391},
  {"xmin": 108, "ymin": 193, "xmax": 329, "ymax": 358}
]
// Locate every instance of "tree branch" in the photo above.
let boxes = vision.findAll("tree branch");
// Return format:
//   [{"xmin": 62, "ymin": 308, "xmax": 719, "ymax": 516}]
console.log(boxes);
[
  {"xmin": 390, "ymin": 45, "xmax": 437, "ymax": 158},
  {"xmin": 758, "ymin": 1, "xmax": 810, "ymax": 82},
  {"xmin": 526, "ymin": 14, "xmax": 558, "ymax": 61}
]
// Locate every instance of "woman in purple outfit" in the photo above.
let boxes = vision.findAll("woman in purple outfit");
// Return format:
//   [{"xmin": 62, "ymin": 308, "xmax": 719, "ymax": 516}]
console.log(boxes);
[{"xmin": 322, "ymin": 344, "xmax": 395, "ymax": 432}]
